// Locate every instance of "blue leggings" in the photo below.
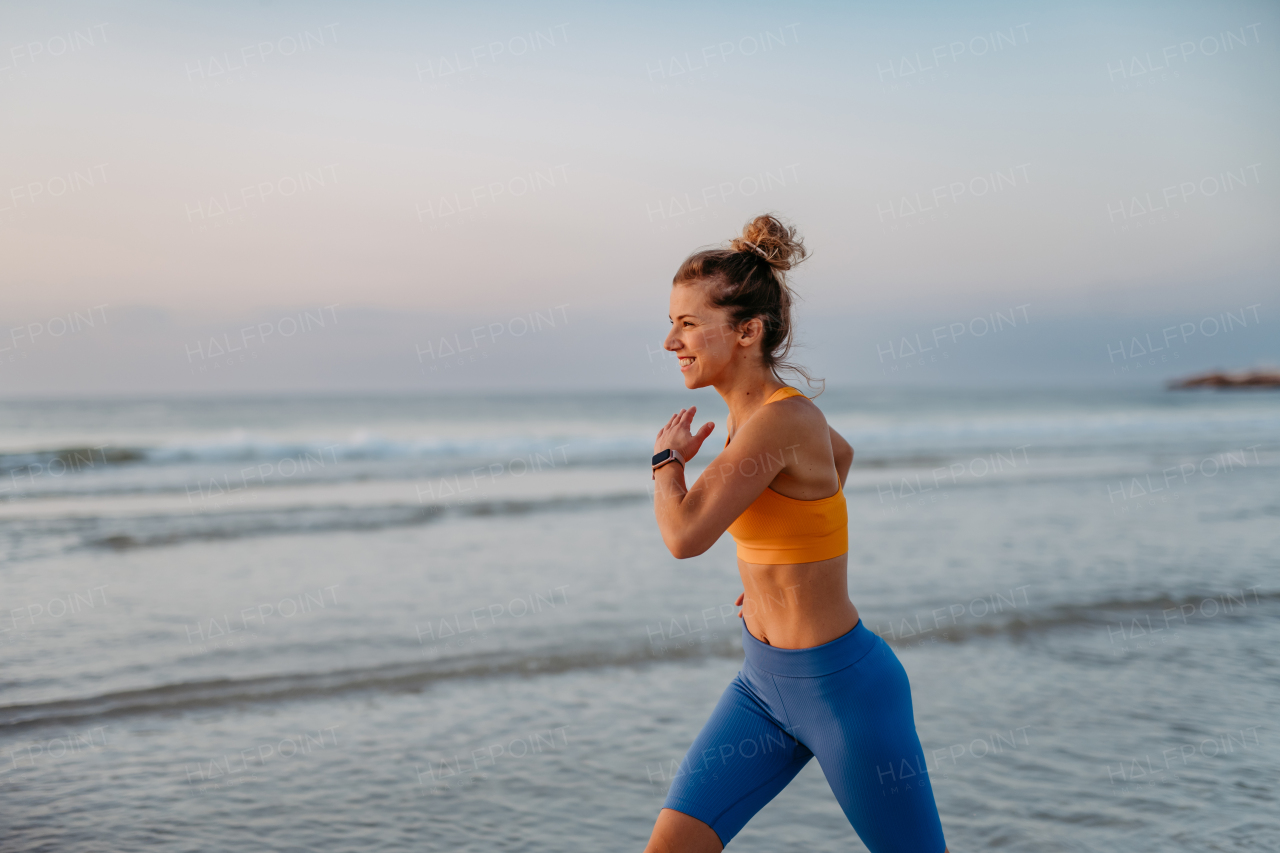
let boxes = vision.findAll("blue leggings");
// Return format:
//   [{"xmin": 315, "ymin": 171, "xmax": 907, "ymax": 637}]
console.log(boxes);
[{"xmin": 662, "ymin": 620, "xmax": 947, "ymax": 851}]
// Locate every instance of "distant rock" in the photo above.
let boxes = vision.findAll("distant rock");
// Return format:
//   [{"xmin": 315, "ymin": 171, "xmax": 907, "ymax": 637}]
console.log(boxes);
[{"xmin": 1167, "ymin": 369, "xmax": 1280, "ymax": 390}]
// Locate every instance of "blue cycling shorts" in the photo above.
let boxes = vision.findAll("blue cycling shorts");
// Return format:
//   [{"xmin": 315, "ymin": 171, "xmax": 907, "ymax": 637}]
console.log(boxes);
[{"xmin": 662, "ymin": 619, "xmax": 947, "ymax": 851}]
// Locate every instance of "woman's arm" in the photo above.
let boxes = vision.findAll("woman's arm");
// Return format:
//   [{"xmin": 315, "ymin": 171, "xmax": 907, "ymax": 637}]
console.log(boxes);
[
  {"xmin": 652, "ymin": 405, "xmax": 795, "ymax": 559},
  {"xmin": 829, "ymin": 426, "xmax": 853, "ymax": 487}
]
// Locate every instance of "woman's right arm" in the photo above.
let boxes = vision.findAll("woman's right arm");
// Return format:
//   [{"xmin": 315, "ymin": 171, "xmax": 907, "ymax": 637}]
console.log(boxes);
[{"xmin": 652, "ymin": 406, "xmax": 797, "ymax": 559}]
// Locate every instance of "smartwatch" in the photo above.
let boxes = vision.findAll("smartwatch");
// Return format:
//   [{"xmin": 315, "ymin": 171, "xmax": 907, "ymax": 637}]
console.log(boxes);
[{"xmin": 651, "ymin": 448, "xmax": 685, "ymax": 478}]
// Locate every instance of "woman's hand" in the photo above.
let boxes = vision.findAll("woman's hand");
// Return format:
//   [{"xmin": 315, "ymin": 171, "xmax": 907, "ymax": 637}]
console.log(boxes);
[
  {"xmin": 735, "ymin": 591, "xmax": 744, "ymax": 618},
  {"xmin": 654, "ymin": 406, "xmax": 715, "ymax": 463}
]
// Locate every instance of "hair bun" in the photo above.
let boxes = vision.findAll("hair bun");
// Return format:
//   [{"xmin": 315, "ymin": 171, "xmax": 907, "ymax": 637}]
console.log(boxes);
[{"xmin": 730, "ymin": 214, "xmax": 808, "ymax": 273}]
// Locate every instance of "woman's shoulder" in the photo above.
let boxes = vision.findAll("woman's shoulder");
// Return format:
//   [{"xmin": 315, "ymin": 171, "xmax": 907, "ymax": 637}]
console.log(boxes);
[{"xmin": 743, "ymin": 388, "xmax": 827, "ymax": 439}]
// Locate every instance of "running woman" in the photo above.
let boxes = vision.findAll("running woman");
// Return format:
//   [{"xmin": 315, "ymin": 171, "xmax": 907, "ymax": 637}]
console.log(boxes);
[{"xmin": 645, "ymin": 215, "xmax": 948, "ymax": 852}]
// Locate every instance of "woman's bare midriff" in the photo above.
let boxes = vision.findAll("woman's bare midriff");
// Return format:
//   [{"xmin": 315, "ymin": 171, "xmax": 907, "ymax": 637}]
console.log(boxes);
[{"xmin": 738, "ymin": 553, "xmax": 860, "ymax": 649}]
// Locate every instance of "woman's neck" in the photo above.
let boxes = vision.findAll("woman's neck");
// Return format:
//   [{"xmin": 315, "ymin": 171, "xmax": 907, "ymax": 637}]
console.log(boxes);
[{"xmin": 716, "ymin": 371, "xmax": 787, "ymax": 435}]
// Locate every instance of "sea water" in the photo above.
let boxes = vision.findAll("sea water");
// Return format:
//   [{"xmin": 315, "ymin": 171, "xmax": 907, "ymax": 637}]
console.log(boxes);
[{"xmin": 1, "ymin": 387, "xmax": 1277, "ymax": 851}]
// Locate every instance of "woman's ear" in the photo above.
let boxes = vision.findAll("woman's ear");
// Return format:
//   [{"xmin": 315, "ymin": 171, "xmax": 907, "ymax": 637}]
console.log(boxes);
[{"xmin": 738, "ymin": 317, "xmax": 764, "ymax": 346}]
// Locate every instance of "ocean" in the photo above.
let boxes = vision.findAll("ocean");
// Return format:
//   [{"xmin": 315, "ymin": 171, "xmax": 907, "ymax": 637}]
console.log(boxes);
[{"xmin": 1, "ymin": 387, "xmax": 1277, "ymax": 851}]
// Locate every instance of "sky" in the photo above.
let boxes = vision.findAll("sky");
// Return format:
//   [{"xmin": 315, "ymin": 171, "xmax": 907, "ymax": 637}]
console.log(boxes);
[{"xmin": 1, "ymin": 0, "xmax": 1277, "ymax": 394}]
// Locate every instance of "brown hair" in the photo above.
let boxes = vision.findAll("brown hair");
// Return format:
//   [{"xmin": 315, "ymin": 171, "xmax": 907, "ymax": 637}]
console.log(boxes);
[{"xmin": 672, "ymin": 213, "xmax": 821, "ymax": 391}]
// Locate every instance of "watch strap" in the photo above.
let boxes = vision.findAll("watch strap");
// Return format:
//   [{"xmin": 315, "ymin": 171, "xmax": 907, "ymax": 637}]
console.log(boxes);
[{"xmin": 651, "ymin": 448, "xmax": 684, "ymax": 471}]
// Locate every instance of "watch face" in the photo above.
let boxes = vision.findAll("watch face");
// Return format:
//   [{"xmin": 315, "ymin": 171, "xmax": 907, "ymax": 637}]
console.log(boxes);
[{"xmin": 652, "ymin": 450, "xmax": 672, "ymax": 466}]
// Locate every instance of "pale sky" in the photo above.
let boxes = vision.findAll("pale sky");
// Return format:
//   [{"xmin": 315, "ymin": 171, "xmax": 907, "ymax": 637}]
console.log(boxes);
[{"xmin": 1, "ymin": 0, "xmax": 1276, "ymax": 393}]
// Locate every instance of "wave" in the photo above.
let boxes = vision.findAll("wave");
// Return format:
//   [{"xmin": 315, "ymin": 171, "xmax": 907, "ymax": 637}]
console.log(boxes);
[
  {"xmin": 87, "ymin": 494, "xmax": 649, "ymax": 551},
  {"xmin": 0, "ymin": 433, "xmax": 647, "ymax": 475},
  {"xmin": 875, "ymin": 588, "xmax": 1280, "ymax": 643},
  {"xmin": 0, "ymin": 637, "xmax": 739, "ymax": 734},
  {"xmin": 0, "ymin": 493, "xmax": 649, "ymax": 560},
  {"xmin": 6, "ymin": 441, "xmax": 1275, "ymax": 507},
  {"xmin": 5, "ymin": 401, "xmax": 1278, "ymax": 481},
  {"xmin": 3, "ymin": 447, "xmax": 1276, "ymax": 560},
  {"xmin": 0, "ymin": 445, "xmax": 147, "ymax": 476},
  {"xmin": 1, "ymin": 589, "xmax": 1272, "ymax": 732}
]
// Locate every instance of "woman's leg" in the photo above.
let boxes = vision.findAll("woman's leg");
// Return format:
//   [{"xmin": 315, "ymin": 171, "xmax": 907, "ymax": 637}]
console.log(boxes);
[
  {"xmin": 798, "ymin": 640, "xmax": 948, "ymax": 852},
  {"xmin": 648, "ymin": 670, "xmax": 813, "ymax": 850}
]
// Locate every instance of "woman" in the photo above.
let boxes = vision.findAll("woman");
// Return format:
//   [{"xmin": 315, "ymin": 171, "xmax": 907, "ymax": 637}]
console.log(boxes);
[{"xmin": 645, "ymin": 215, "xmax": 948, "ymax": 852}]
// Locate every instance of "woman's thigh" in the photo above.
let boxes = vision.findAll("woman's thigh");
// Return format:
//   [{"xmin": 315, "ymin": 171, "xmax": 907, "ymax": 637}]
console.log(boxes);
[
  {"xmin": 660, "ymin": 673, "xmax": 813, "ymax": 847},
  {"xmin": 797, "ymin": 641, "xmax": 948, "ymax": 853}
]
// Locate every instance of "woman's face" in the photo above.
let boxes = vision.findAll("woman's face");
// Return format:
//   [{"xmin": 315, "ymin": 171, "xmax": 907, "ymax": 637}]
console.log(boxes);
[{"xmin": 664, "ymin": 281, "xmax": 747, "ymax": 389}]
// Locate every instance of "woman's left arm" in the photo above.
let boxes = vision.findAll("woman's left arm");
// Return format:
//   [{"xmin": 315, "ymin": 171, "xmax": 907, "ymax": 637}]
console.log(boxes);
[{"xmin": 829, "ymin": 426, "xmax": 853, "ymax": 487}]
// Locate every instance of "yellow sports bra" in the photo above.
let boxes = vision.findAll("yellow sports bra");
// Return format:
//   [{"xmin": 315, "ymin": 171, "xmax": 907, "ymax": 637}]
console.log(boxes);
[{"xmin": 724, "ymin": 387, "xmax": 849, "ymax": 564}]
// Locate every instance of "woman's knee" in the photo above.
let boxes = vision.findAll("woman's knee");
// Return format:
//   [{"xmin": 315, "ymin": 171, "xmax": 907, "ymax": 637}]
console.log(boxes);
[{"xmin": 643, "ymin": 808, "xmax": 723, "ymax": 853}]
